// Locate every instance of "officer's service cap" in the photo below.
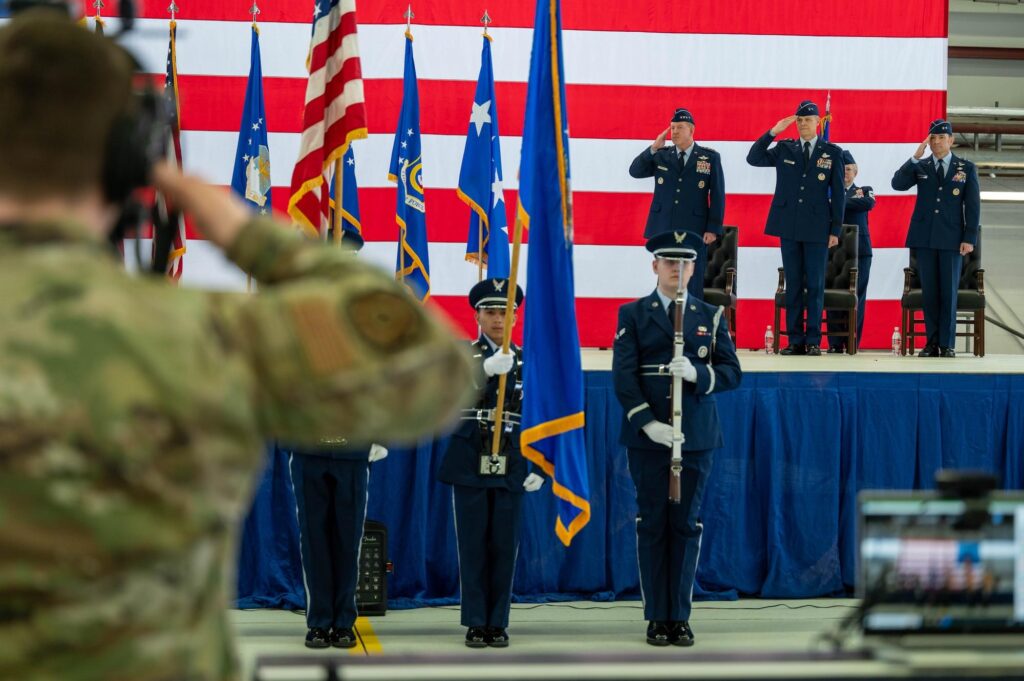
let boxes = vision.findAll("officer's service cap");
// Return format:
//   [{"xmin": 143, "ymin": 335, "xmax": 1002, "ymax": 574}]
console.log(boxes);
[
  {"xmin": 646, "ymin": 231, "xmax": 698, "ymax": 261},
  {"xmin": 795, "ymin": 100, "xmax": 819, "ymax": 117},
  {"xmin": 928, "ymin": 119, "xmax": 953, "ymax": 136},
  {"xmin": 841, "ymin": 149, "xmax": 856, "ymax": 165},
  {"xmin": 672, "ymin": 108, "xmax": 695, "ymax": 125},
  {"xmin": 469, "ymin": 278, "xmax": 525, "ymax": 310}
]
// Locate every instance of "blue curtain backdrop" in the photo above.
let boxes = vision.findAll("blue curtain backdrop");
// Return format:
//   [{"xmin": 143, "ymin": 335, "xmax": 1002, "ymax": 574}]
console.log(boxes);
[{"xmin": 236, "ymin": 371, "xmax": 1024, "ymax": 609}]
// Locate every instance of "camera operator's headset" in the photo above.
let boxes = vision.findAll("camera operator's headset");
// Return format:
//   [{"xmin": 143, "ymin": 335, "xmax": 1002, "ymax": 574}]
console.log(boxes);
[{"xmin": 7, "ymin": 0, "xmax": 178, "ymax": 274}]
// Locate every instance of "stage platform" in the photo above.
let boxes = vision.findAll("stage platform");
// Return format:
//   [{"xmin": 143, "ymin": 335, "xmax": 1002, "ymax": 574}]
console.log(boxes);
[
  {"xmin": 580, "ymin": 348, "xmax": 1024, "ymax": 374},
  {"xmin": 237, "ymin": 602, "xmax": 1024, "ymax": 680},
  {"xmin": 237, "ymin": 349, "xmax": 1024, "ymax": 620}
]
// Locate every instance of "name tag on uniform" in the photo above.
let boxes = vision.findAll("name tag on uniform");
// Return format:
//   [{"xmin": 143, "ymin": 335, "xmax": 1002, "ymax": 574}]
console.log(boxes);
[
  {"xmin": 784, "ymin": 159, "xmax": 796, "ymax": 165},
  {"xmin": 657, "ymin": 165, "xmax": 669, "ymax": 171}
]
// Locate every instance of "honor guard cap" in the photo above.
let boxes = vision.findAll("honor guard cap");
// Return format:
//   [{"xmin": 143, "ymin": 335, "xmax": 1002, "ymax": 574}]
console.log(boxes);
[
  {"xmin": 646, "ymin": 231, "xmax": 698, "ymax": 261},
  {"xmin": 795, "ymin": 100, "xmax": 819, "ymax": 116},
  {"xmin": 672, "ymin": 108, "xmax": 694, "ymax": 125},
  {"xmin": 841, "ymin": 149, "xmax": 856, "ymax": 165},
  {"xmin": 928, "ymin": 118, "xmax": 953, "ymax": 136},
  {"xmin": 469, "ymin": 278, "xmax": 525, "ymax": 310}
]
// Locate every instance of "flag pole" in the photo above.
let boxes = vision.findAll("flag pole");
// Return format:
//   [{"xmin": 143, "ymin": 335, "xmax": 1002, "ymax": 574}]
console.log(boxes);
[
  {"xmin": 489, "ymin": 201, "xmax": 524, "ymax": 458},
  {"xmin": 397, "ymin": 6, "xmax": 415, "ymax": 284},
  {"xmin": 476, "ymin": 9, "xmax": 492, "ymax": 284},
  {"xmin": 246, "ymin": 0, "xmax": 260, "ymax": 292},
  {"xmin": 333, "ymin": 157, "xmax": 344, "ymax": 246}
]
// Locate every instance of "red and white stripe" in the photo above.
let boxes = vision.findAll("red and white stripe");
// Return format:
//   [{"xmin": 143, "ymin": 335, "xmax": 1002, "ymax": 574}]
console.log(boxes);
[
  {"xmin": 117, "ymin": 0, "xmax": 947, "ymax": 349},
  {"xmin": 286, "ymin": 0, "xmax": 368, "ymax": 237}
]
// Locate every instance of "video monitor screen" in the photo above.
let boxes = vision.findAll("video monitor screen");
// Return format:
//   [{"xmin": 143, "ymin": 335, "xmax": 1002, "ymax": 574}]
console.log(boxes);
[{"xmin": 858, "ymin": 492, "xmax": 1024, "ymax": 635}]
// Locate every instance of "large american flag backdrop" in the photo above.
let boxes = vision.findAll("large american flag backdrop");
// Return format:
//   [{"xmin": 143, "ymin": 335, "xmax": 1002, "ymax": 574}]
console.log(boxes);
[{"xmin": 119, "ymin": 0, "xmax": 947, "ymax": 349}]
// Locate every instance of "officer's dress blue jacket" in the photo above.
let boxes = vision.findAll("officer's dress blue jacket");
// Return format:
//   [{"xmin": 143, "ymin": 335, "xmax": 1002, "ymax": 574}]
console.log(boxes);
[
  {"xmin": 891, "ymin": 154, "xmax": 980, "ymax": 251},
  {"xmin": 629, "ymin": 143, "xmax": 726, "ymax": 239},
  {"xmin": 746, "ymin": 132, "xmax": 846, "ymax": 242},
  {"xmin": 844, "ymin": 183, "xmax": 876, "ymax": 256},
  {"xmin": 437, "ymin": 337, "xmax": 528, "ymax": 491},
  {"xmin": 613, "ymin": 291, "xmax": 742, "ymax": 451}
]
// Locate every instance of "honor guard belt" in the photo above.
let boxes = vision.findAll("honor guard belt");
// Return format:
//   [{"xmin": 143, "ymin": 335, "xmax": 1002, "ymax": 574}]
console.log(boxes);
[
  {"xmin": 460, "ymin": 408, "xmax": 522, "ymax": 426},
  {"xmin": 640, "ymin": 363, "xmax": 673, "ymax": 377}
]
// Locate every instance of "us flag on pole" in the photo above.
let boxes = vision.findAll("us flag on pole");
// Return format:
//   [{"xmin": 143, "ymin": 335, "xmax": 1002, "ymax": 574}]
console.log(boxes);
[{"xmin": 288, "ymin": 0, "xmax": 368, "ymax": 237}]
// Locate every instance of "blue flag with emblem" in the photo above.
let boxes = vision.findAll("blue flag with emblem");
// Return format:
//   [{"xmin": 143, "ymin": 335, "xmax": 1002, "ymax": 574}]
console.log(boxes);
[
  {"xmin": 518, "ymin": 0, "xmax": 590, "ymax": 547},
  {"xmin": 457, "ymin": 35, "xmax": 510, "ymax": 278},
  {"xmin": 328, "ymin": 145, "xmax": 364, "ymax": 249},
  {"xmin": 230, "ymin": 26, "xmax": 272, "ymax": 214},
  {"xmin": 388, "ymin": 31, "xmax": 430, "ymax": 300}
]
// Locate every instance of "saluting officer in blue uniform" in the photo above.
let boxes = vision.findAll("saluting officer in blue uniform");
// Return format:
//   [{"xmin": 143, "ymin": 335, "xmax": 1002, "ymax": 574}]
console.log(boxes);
[
  {"xmin": 827, "ymin": 149, "xmax": 876, "ymax": 353},
  {"xmin": 612, "ymin": 232, "xmax": 742, "ymax": 647},
  {"xmin": 289, "ymin": 440, "xmax": 388, "ymax": 648},
  {"xmin": 629, "ymin": 108, "xmax": 726, "ymax": 300},
  {"xmin": 891, "ymin": 119, "xmax": 980, "ymax": 357},
  {"xmin": 747, "ymin": 100, "xmax": 846, "ymax": 355},
  {"xmin": 437, "ymin": 279, "xmax": 545, "ymax": 649}
]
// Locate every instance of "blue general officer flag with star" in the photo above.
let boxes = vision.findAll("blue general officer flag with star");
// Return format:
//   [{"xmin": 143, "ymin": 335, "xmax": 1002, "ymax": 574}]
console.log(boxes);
[
  {"xmin": 388, "ymin": 31, "xmax": 430, "ymax": 301},
  {"xmin": 518, "ymin": 0, "xmax": 590, "ymax": 547},
  {"xmin": 328, "ymin": 145, "xmax": 364, "ymax": 249},
  {"xmin": 230, "ymin": 26, "xmax": 271, "ymax": 214},
  {"xmin": 457, "ymin": 34, "xmax": 510, "ymax": 278}
]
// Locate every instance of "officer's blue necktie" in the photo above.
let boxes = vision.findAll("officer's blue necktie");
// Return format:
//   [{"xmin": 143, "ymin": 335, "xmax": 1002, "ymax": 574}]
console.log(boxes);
[
  {"xmin": 936, "ymin": 158, "xmax": 944, "ymax": 180},
  {"xmin": 666, "ymin": 300, "xmax": 676, "ymax": 321},
  {"xmin": 803, "ymin": 141, "xmax": 811, "ymax": 166}
]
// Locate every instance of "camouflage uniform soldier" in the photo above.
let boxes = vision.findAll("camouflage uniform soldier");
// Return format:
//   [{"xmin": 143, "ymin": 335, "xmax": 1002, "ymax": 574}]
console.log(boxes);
[{"xmin": 0, "ymin": 13, "xmax": 473, "ymax": 681}]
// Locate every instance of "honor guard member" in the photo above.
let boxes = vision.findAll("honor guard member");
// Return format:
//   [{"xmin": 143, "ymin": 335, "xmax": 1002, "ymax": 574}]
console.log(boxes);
[
  {"xmin": 612, "ymin": 232, "xmax": 742, "ymax": 647},
  {"xmin": 747, "ymin": 100, "xmax": 846, "ymax": 355},
  {"xmin": 827, "ymin": 149, "xmax": 876, "ymax": 353},
  {"xmin": 0, "ymin": 12, "xmax": 474, "ymax": 681},
  {"xmin": 629, "ymin": 108, "xmax": 726, "ymax": 300},
  {"xmin": 891, "ymin": 119, "xmax": 980, "ymax": 357},
  {"xmin": 289, "ymin": 442, "xmax": 387, "ymax": 649},
  {"xmin": 437, "ymin": 278, "xmax": 545, "ymax": 649}
]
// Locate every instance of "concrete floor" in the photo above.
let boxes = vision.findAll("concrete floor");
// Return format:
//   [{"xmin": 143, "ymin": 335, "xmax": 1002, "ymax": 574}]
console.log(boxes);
[{"xmin": 234, "ymin": 601, "xmax": 1024, "ymax": 680}]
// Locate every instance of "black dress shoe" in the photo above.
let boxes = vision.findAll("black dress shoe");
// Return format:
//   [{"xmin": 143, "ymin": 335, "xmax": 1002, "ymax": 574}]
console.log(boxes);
[
  {"xmin": 780, "ymin": 344, "xmax": 806, "ymax": 356},
  {"xmin": 806, "ymin": 345, "xmax": 821, "ymax": 356},
  {"xmin": 465, "ymin": 627, "xmax": 488, "ymax": 648},
  {"xmin": 305, "ymin": 627, "xmax": 330, "ymax": 649},
  {"xmin": 646, "ymin": 621, "xmax": 671, "ymax": 647},
  {"xmin": 940, "ymin": 347, "xmax": 956, "ymax": 358},
  {"xmin": 919, "ymin": 344, "xmax": 939, "ymax": 357},
  {"xmin": 671, "ymin": 621, "xmax": 695, "ymax": 647},
  {"xmin": 486, "ymin": 627, "xmax": 509, "ymax": 648},
  {"xmin": 826, "ymin": 346, "xmax": 844, "ymax": 354},
  {"xmin": 330, "ymin": 627, "xmax": 357, "ymax": 649}
]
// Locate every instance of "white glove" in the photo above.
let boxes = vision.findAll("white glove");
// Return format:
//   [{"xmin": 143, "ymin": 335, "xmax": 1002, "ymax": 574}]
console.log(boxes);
[
  {"xmin": 667, "ymin": 356, "xmax": 697, "ymax": 383},
  {"xmin": 641, "ymin": 421, "xmax": 676, "ymax": 448},
  {"xmin": 368, "ymin": 444, "xmax": 389, "ymax": 463},
  {"xmin": 483, "ymin": 351, "xmax": 514, "ymax": 377},
  {"xmin": 523, "ymin": 472, "xmax": 545, "ymax": 492}
]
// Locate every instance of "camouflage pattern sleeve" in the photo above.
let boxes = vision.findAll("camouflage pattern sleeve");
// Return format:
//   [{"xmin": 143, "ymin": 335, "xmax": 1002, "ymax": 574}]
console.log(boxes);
[{"xmin": 211, "ymin": 218, "xmax": 476, "ymax": 446}]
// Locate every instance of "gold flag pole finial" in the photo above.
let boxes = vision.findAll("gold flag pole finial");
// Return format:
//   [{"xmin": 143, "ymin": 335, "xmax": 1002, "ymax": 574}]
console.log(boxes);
[
  {"xmin": 481, "ymin": 9, "xmax": 492, "ymax": 37},
  {"xmin": 167, "ymin": 2, "xmax": 179, "ymax": 21},
  {"xmin": 249, "ymin": 0, "xmax": 261, "ymax": 27},
  {"xmin": 404, "ymin": 5, "xmax": 414, "ymax": 34}
]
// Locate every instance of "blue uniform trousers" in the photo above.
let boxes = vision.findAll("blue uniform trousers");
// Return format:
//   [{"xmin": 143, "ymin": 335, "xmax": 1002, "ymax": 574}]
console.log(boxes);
[
  {"xmin": 915, "ymin": 247, "xmax": 962, "ymax": 349},
  {"xmin": 826, "ymin": 254, "xmax": 871, "ymax": 351},
  {"xmin": 452, "ymin": 484, "xmax": 523, "ymax": 628},
  {"xmin": 289, "ymin": 455, "xmax": 369, "ymax": 630},
  {"xmin": 627, "ymin": 448, "xmax": 714, "ymax": 622},
  {"xmin": 780, "ymin": 238, "xmax": 829, "ymax": 346}
]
